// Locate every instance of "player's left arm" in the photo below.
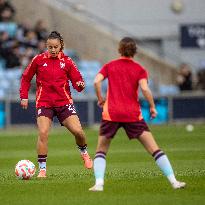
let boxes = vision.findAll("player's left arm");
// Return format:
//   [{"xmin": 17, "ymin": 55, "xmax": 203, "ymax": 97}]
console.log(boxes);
[
  {"xmin": 67, "ymin": 58, "xmax": 85, "ymax": 92},
  {"xmin": 94, "ymin": 73, "xmax": 105, "ymax": 107},
  {"xmin": 139, "ymin": 78, "xmax": 157, "ymax": 119}
]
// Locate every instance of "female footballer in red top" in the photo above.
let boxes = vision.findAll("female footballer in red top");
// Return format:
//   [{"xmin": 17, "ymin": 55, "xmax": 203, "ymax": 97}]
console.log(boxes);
[
  {"xmin": 89, "ymin": 37, "xmax": 185, "ymax": 191},
  {"xmin": 20, "ymin": 31, "xmax": 92, "ymax": 178}
]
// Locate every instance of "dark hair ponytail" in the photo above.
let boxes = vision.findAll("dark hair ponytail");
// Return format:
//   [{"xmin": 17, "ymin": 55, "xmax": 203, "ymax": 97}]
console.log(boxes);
[{"xmin": 47, "ymin": 31, "xmax": 64, "ymax": 51}]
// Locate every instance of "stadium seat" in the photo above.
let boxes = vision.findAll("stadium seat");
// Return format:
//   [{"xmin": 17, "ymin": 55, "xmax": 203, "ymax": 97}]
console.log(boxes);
[
  {"xmin": 0, "ymin": 58, "xmax": 6, "ymax": 71},
  {"xmin": 75, "ymin": 60, "xmax": 102, "ymax": 96},
  {"xmin": 0, "ymin": 68, "xmax": 22, "ymax": 97},
  {"xmin": 64, "ymin": 49, "xmax": 80, "ymax": 64},
  {"xmin": 159, "ymin": 84, "xmax": 179, "ymax": 96},
  {"xmin": 0, "ymin": 22, "xmax": 17, "ymax": 37}
]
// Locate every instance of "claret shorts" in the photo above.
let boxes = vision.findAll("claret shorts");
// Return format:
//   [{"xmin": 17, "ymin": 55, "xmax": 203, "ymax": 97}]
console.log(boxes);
[
  {"xmin": 36, "ymin": 104, "xmax": 77, "ymax": 124},
  {"xmin": 100, "ymin": 119, "xmax": 150, "ymax": 139}
]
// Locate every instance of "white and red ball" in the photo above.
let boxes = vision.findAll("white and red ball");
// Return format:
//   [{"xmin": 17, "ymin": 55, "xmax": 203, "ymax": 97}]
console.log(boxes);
[{"xmin": 15, "ymin": 160, "xmax": 36, "ymax": 180}]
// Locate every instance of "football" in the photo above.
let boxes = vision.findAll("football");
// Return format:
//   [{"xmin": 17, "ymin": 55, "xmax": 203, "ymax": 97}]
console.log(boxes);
[
  {"xmin": 15, "ymin": 160, "xmax": 36, "ymax": 180},
  {"xmin": 186, "ymin": 124, "xmax": 194, "ymax": 132}
]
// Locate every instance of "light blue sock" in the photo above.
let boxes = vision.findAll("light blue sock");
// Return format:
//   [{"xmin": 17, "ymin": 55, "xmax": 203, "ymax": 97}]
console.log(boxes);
[
  {"xmin": 153, "ymin": 150, "xmax": 177, "ymax": 183},
  {"xmin": 94, "ymin": 152, "xmax": 106, "ymax": 185}
]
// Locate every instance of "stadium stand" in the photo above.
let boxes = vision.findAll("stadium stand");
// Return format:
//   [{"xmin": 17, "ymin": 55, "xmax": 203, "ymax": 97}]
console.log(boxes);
[
  {"xmin": 0, "ymin": 1, "xmax": 103, "ymax": 98},
  {"xmin": 0, "ymin": 0, "xmax": 108, "ymax": 99},
  {"xmin": 0, "ymin": 0, "xmax": 204, "ymax": 128},
  {"xmin": 0, "ymin": 0, "xmax": 203, "ymax": 100}
]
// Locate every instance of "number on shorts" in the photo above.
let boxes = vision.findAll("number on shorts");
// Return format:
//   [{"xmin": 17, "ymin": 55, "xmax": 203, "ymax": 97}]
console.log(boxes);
[{"xmin": 68, "ymin": 104, "xmax": 76, "ymax": 114}]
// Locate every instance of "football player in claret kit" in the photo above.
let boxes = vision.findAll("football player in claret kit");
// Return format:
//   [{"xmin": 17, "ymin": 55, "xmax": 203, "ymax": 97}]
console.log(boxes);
[
  {"xmin": 20, "ymin": 31, "xmax": 93, "ymax": 178},
  {"xmin": 89, "ymin": 37, "xmax": 186, "ymax": 191}
]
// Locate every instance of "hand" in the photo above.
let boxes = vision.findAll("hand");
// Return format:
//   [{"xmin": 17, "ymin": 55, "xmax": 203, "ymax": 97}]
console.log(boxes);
[
  {"xmin": 76, "ymin": 81, "xmax": 85, "ymax": 89},
  {"xmin": 21, "ymin": 99, "xmax": 28, "ymax": 109},
  {"xmin": 150, "ymin": 107, "xmax": 157, "ymax": 119},
  {"xmin": 97, "ymin": 98, "xmax": 105, "ymax": 108}
]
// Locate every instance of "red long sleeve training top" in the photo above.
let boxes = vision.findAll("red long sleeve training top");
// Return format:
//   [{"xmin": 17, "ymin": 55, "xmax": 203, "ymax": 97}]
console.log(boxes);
[{"xmin": 20, "ymin": 51, "xmax": 84, "ymax": 108}]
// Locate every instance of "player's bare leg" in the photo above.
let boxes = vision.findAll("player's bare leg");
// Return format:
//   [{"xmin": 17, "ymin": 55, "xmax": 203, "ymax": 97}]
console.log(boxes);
[
  {"xmin": 63, "ymin": 115, "xmax": 93, "ymax": 169},
  {"xmin": 89, "ymin": 135, "xmax": 112, "ymax": 191},
  {"xmin": 36, "ymin": 116, "xmax": 52, "ymax": 178},
  {"xmin": 138, "ymin": 131, "xmax": 186, "ymax": 189}
]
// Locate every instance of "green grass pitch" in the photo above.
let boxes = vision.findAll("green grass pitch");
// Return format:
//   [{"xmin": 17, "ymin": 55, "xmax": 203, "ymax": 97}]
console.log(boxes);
[{"xmin": 0, "ymin": 124, "xmax": 205, "ymax": 205}]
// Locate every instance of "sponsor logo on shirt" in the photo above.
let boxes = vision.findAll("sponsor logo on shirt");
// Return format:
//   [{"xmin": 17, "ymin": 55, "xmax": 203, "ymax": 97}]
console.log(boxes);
[{"xmin": 43, "ymin": 63, "xmax": 47, "ymax": 67}]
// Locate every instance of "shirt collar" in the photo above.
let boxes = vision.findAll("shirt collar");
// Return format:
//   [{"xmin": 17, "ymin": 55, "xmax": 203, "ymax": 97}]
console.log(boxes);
[{"xmin": 120, "ymin": 56, "xmax": 133, "ymax": 60}]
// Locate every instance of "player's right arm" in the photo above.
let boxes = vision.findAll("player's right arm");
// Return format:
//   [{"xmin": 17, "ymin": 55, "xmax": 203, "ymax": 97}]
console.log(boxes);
[
  {"xmin": 94, "ymin": 73, "xmax": 105, "ymax": 107},
  {"xmin": 139, "ymin": 78, "xmax": 157, "ymax": 119},
  {"xmin": 19, "ymin": 56, "xmax": 38, "ymax": 109}
]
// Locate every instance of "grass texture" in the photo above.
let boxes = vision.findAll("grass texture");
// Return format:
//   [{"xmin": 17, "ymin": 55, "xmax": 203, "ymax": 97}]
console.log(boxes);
[{"xmin": 0, "ymin": 124, "xmax": 204, "ymax": 205}]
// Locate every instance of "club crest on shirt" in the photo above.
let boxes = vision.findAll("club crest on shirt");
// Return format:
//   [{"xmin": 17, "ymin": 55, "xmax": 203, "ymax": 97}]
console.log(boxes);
[{"xmin": 60, "ymin": 62, "xmax": 65, "ymax": 69}]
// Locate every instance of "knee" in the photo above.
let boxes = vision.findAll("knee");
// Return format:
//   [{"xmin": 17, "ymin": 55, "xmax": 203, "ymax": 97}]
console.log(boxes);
[{"xmin": 38, "ymin": 129, "xmax": 49, "ymax": 141}]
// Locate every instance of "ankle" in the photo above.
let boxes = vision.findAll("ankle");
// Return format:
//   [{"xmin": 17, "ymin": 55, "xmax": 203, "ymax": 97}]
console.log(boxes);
[
  {"xmin": 77, "ymin": 144, "xmax": 88, "ymax": 154},
  {"xmin": 38, "ymin": 155, "xmax": 47, "ymax": 170},
  {"xmin": 96, "ymin": 178, "xmax": 104, "ymax": 186},
  {"xmin": 167, "ymin": 174, "xmax": 177, "ymax": 184}
]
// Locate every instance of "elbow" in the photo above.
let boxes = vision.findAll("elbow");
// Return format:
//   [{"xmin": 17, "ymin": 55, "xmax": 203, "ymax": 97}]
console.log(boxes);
[
  {"xmin": 94, "ymin": 74, "xmax": 104, "ymax": 87},
  {"xmin": 141, "ymin": 87, "xmax": 149, "ymax": 93},
  {"xmin": 93, "ymin": 80, "xmax": 99, "ymax": 88}
]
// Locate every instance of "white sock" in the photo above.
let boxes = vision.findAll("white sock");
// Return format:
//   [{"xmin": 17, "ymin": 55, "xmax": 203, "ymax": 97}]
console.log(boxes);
[
  {"xmin": 153, "ymin": 150, "xmax": 177, "ymax": 184},
  {"xmin": 94, "ymin": 152, "xmax": 106, "ymax": 186},
  {"xmin": 167, "ymin": 174, "xmax": 177, "ymax": 184},
  {"xmin": 96, "ymin": 178, "xmax": 104, "ymax": 186}
]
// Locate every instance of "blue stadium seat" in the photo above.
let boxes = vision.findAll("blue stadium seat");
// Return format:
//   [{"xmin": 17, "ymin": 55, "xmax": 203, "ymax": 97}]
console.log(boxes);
[
  {"xmin": 77, "ymin": 60, "xmax": 102, "ymax": 95},
  {"xmin": 0, "ymin": 58, "xmax": 6, "ymax": 70},
  {"xmin": 0, "ymin": 22, "xmax": 17, "ymax": 37},
  {"xmin": 0, "ymin": 68, "xmax": 22, "ymax": 97},
  {"xmin": 64, "ymin": 49, "xmax": 80, "ymax": 64},
  {"xmin": 159, "ymin": 84, "xmax": 179, "ymax": 96}
]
